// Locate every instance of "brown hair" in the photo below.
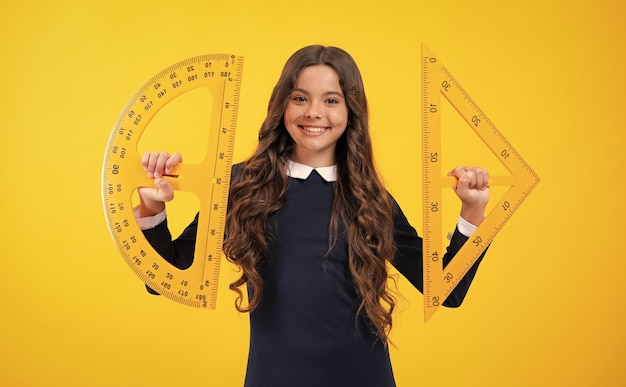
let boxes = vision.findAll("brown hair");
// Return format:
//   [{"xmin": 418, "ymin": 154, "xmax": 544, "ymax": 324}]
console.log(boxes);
[{"xmin": 223, "ymin": 45, "xmax": 397, "ymax": 342}]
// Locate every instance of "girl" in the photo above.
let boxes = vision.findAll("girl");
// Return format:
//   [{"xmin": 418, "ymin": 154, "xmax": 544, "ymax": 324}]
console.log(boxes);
[{"xmin": 137, "ymin": 45, "xmax": 490, "ymax": 387}]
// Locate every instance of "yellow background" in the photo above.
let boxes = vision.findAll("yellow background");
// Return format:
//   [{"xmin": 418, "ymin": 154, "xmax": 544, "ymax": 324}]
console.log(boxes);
[{"xmin": 2, "ymin": 0, "xmax": 624, "ymax": 386}]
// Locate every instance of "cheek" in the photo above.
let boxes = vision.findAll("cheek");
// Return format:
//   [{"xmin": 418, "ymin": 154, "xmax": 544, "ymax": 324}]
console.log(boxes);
[
  {"xmin": 283, "ymin": 108, "xmax": 299, "ymax": 137},
  {"xmin": 283, "ymin": 105, "xmax": 297, "ymax": 125},
  {"xmin": 334, "ymin": 108, "xmax": 349, "ymax": 127}
]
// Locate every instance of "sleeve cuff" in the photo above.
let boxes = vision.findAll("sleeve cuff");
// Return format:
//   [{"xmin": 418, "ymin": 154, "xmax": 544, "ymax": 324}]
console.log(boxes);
[
  {"xmin": 457, "ymin": 215, "xmax": 478, "ymax": 237},
  {"xmin": 134, "ymin": 206, "xmax": 166, "ymax": 230}
]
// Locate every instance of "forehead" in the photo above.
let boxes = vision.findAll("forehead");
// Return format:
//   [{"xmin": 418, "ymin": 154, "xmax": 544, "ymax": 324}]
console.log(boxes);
[{"xmin": 295, "ymin": 65, "xmax": 342, "ymax": 91}]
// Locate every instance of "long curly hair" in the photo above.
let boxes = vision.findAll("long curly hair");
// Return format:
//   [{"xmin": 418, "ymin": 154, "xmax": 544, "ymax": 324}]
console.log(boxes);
[{"xmin": 223, "ymin": 45, "xmax": 397, "ymax": 342}]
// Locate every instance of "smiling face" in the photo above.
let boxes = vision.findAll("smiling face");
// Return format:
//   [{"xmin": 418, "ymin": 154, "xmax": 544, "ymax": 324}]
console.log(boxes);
[{"xmin": 283, "ymin": 65, "xmax": 349, "ymax": 167}]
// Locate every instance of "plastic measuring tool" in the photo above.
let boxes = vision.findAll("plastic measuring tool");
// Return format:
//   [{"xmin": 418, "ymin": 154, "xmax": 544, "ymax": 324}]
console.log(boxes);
[
  {"xmin": 102, "ymin": 54, "xmax": 243, "ymax": 309},
  {"xmin": 421, "ymin": 44, "xmax": 540, "ymax": 322}
]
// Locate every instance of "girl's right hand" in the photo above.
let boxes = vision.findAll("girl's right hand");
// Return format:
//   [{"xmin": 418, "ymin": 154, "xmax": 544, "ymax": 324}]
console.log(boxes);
[{"xmin": 138, "ymin": 151, "xmax": 183, "ymax": 216}]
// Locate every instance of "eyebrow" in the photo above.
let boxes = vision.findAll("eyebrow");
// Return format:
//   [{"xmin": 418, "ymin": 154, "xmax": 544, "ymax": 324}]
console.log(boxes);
[{"xmin": 292, "ymin": 88, "xmax": 344, "ymax": 98}]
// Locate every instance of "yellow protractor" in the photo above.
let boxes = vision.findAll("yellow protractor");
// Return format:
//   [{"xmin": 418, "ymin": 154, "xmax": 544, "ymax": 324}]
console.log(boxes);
[
  {"xmin": 102, "ymin": 54, "xmax": 243, "ymax": 309},
  {"xmin": 421, "ymin": 44, "xmax": 540, "ymax": 322}
]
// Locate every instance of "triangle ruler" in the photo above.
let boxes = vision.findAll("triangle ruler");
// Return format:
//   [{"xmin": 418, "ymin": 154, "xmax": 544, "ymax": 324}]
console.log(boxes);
[
  {"xmin": 421, "ymin": 43, "xmax": 540, "ymax": 322},
  {"xmin": 102, "ymin": 54, "xmax": 243, "ymax": 310}
]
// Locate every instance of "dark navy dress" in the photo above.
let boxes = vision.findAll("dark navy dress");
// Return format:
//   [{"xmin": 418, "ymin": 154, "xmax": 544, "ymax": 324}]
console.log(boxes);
[{"xmin": 143, "ymin": 168, "xmax": 483, "ymax": 387}]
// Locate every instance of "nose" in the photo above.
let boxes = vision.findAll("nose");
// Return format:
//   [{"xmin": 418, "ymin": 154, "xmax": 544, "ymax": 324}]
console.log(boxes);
[{"xmin": 305, "ymin": 102, "xmax": 321, "ymax": 119}]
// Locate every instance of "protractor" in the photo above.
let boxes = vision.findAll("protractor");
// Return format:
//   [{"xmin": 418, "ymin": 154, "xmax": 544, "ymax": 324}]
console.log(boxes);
[{"xmin": 102, "ymin": 54, "xmax": 243, "ymax": 309}]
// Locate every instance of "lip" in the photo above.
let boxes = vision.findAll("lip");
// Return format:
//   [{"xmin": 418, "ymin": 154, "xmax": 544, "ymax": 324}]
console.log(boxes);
[{"xmin": 299, "ymin": 125, "xmax": 329, "ymax": 134}]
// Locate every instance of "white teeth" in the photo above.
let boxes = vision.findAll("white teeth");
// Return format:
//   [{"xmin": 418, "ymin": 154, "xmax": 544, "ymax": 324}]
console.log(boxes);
[{"xmin": 303, "ymin": 127, "xmax": 326, "ymax": 133}]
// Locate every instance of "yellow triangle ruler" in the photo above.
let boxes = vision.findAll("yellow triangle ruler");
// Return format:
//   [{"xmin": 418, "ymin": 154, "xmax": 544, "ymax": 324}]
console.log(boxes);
[
  {"xmin": 102, "ymin": 54, "xmax": 243, "ymax": 309},
  {"xmin": 421, "ymin": 44, "xmax": 540, "ymax": 322}
]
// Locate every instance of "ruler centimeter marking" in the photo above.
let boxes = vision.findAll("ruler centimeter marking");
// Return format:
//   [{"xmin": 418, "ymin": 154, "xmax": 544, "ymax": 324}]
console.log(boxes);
[
  {"xmin": 102, "ymin": 54, "xmax": 243, "ymax": 310},
  {"xmin": 421, "ymin": 44, "xmax": 540, "ymax": 322}
]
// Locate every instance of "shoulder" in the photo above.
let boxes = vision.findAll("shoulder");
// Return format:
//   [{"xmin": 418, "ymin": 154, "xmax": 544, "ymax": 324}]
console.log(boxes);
[
  {"xmin": 231, "ymin": 162, "xmax": 244, "ymax": 180},
  {"xmin": 385, "ymin": 190, "xmax": 402, "ymax": 218}
]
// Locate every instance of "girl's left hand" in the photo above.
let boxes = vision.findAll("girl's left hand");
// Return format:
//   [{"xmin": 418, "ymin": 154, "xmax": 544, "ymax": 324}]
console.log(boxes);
[{"xmin": 449, "ymin": 166, "xmax": 490, "ymax": 226}]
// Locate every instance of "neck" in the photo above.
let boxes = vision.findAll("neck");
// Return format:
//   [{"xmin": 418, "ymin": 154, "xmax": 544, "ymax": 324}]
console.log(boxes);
[{"xmin": 291, "ymin": 150, "xmax": 335, "ymax": 168}]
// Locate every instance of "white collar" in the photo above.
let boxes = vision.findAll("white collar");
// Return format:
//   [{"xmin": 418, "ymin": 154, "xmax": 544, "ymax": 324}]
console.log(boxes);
[{"xmin": 287, "ymin": 160, "xmax": 337, "ymax": 182}]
